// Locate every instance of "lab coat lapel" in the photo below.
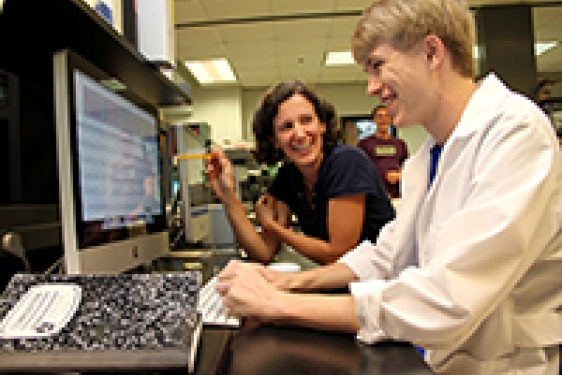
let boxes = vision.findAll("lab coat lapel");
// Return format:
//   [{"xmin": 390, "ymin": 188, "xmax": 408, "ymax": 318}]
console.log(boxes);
[
  {"xmin": 412, "ymin": 74, "xmax": 511, "ymax": 266},
  {"xmin": 390, "ymin": 139, "xmax": 433, "ymax": 273}
]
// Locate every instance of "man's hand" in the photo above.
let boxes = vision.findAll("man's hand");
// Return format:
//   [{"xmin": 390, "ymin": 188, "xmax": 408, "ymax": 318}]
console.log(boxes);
[
  {"xmin": 386, "ymin": 170, "xmax": 401, "ymax": 185},
  {"xmin": 216, "ymin": 260, "xmax": 284, "ymax": 322}
]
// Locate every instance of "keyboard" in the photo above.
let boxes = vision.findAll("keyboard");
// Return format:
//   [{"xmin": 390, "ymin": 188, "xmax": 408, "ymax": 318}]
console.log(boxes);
[
  {"xmin": 198, "ymin": 275, "xmax": 240, "ymax": 327},
  {"xmin": 0, "ymin": 283, "xmax": 82, "ymax": 339}
]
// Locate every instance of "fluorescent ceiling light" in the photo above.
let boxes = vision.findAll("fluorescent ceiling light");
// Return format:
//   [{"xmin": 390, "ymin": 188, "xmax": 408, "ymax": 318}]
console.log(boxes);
[
  {"xmin": 325, "ymin": 51, "xmax": 355, "ymax": 66},
  {"xmin": 327, "ymin": 41, "xmax": 558, "ymax": 66},
  {"xmin": 184, "ymin": 58, "xmax": 237, "ymax": 84},
  {"xmin": 473, "ymin": 45, "xmax": 481, "ymax": 60},
  {"xmin": 328, "ymin": 43, "xmax": 557, "ymax": 67},
  {"xmin": 535, "ymin": 41, "xmax": 558, "ymax": 56},
  {"xmin": 473, "ymin": 41, "xmax": 559, "ymax": 60}
]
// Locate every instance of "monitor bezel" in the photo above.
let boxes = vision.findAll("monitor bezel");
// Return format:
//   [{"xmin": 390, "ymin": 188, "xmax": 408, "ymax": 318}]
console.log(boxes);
[{"xmin": 53, "ymin": 49, "xmax": 169, "ymax": 274}]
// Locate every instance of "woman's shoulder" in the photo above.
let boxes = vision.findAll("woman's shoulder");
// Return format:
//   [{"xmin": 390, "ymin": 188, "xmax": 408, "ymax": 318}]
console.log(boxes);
[
  {"xmin": 319, "ymin": 145, "xmax": 382, "ymax": 195},
  {"xmin": 320, "ymin": 145, "xmax": 376, "ymax": 179},
  {"xmin": 327, "ymin": 144, "xmax": 371, "ymax": 163}
]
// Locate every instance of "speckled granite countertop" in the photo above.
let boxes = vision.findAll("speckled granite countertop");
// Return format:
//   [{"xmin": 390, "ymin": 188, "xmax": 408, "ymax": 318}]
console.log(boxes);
[{"xmin": 0, "ymin": 272, "xmax": 202, "ymax": 371}]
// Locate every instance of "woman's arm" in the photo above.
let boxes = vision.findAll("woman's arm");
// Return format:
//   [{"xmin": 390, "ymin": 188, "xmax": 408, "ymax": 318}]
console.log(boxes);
[
  {"xmin": 258, "ymin": 194, "xmax": 366, "ymax": 264},
  {"xmin": 254, "ymin": 194, "xmax": 291, "ymax": 262},
  {"xmin": 205, "ymin": 150, "xmax": 288, "ymax": 263},
  {"xmin": 261, "ymin": 260, "xmax": 360, "ymax": 292}
]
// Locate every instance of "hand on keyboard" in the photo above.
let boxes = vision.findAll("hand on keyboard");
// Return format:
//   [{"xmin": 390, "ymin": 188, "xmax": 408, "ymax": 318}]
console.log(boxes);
[{"xmin": 197, "ymin": 276, "xmax": 240, "ymax": 327}]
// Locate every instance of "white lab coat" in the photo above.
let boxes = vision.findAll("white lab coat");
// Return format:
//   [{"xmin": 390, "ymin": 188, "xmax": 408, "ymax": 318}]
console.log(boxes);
[{"xmin": 340, "ymin": 74, "xmax": 562, "ymax": 375}]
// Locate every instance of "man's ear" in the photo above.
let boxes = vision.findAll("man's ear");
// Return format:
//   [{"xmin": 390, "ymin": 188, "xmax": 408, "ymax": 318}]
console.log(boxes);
[{"xmin": 423, "ymin": 34, "xmax": 445, "ymax": 69}]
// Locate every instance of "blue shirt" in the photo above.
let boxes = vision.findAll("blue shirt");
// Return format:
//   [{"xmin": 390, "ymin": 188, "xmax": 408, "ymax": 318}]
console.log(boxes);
[{"xmin": 429, "ymin": 145, "xmax": 443, "ymax": 186}]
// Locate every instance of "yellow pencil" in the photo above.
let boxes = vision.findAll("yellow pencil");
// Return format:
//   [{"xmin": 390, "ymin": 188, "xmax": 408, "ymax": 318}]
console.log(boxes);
[{"xmin": 175, "ymin": 153, "xmax": 212, "ymax": 161}]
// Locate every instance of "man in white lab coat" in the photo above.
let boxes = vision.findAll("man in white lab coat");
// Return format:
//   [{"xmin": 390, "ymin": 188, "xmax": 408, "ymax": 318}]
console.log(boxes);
[{"xmin": 215, "ymin": 0, "xmax": 562, "ymax": 373}]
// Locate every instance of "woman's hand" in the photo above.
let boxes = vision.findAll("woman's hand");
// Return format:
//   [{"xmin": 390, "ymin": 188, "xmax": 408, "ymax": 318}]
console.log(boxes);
[
  {"xmin": 204, "ymin": 148, "xmax": 237, "ymax": 203},
  {"xmin": 254, "ymin": 194, "xmax": 277, "ymax": 230}
]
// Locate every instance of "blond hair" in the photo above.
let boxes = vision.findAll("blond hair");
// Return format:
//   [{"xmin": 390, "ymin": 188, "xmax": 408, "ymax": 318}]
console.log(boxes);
[{"xmin": 352, "ymin": 0, "xmax": 475, "ymax": 78}]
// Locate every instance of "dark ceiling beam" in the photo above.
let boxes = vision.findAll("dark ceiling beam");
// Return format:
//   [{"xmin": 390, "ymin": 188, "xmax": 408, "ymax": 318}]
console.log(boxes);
[{"xmin": 175, "ymin": 10, "xmax": 363, "ymax": 29}]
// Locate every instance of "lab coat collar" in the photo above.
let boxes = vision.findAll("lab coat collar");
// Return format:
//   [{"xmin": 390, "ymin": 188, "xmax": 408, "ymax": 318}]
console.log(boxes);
[
  {"xmin": 400, "ymin": 74, "xmax": 513, "ymax": 265},
  {"xmin": 448, "ymin": 73, "xmax": 510, "ymax": 142},
  {"xmin": 417, "ymin": 73, "xmax": 510, "ymax": 153},
  {"xmin": 409, "ymin": 73, "xmax": 512, "ymax": 187}
]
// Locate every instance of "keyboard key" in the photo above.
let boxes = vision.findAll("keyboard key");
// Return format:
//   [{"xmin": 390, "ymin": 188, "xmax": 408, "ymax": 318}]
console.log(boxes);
[{"xmin": 197, "ymin": 276, "xmax": 240, "ymax": 328}]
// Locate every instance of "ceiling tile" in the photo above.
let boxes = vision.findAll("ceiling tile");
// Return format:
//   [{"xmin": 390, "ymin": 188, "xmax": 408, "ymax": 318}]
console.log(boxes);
[
  {"xmin": 198, "ymin": 0, "xmax": 271, "ymax": 19},
  {"xmin": 325, "ymin": 37, "xmax": 356, "ymax": 52},
  {"xmin": 174, "ymin": 0, "xmax": 208, "ymax": 23},
  {"xmin": 271, "ymin": 0, "xmax": 337, "ymax": 14},
  {"xmin": 175, "ymin": 28, "xmax": 223, "ymax": 60},
  {"xmin": 277, "ymin": 53, "xmax": 323, "ymax": 67},
  {"xmin": 176, "ymin": 27, "xmax": 218, "ymax": 43},
  {"xmin": 225, "ymin": 41, "xmax": 276, "ymax": 58},
  {"xmin": 272, "ymin": 18, "xmax": 333, "ymax": 39},
  {"xmin": 216, "ymin": 24, "xmax": 274, "ymax": 43},
  {"xmin": 232, "ymin": 55, "xmax": 277, "ymax": 69},
  {"xmin": 533, "ymin": 7, "xmax": 562, "ymax": 40},
  {"xmin": 241, "ymin": 76, "xmax": 278, "ymax": 88},
  {"xmin": 321, "ymin": 65, "xmax": 363, "ymax": 79},
  {"xmin": 237, "ymin": 69, "xmax": 277, "ymax": 78},
  {"xmin": 276, "ymin": 39, "xmax": 327, "ymax": 56},
  {"xmin": 334, "ymin": 0, "xmax": 373, "ymax": 12},
  {"xmin": 173, "ymin": 0, "xmax": 562, "ymax": 88}
]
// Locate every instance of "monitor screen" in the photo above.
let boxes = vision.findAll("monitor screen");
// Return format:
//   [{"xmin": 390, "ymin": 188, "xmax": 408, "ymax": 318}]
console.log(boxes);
[
  {"xmin": 356, "ymin": 119, "xmax": 377, "ymax": 141},
  {"xmin": 54, "ymin": 49, "xmax": 169, "ymax": 274},
  {"xmin": 341, "ymin": 115, "xmax": 397, "ymax": 144},
  {"xmin": 356, "ymin": 119, "xmax": 396, "ymax": 140}
]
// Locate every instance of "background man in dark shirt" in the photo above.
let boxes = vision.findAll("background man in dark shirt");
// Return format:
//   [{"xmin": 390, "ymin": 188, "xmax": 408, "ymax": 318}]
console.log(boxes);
[{"xmin": 357, "ymin": 105, "xmax": 409, "ymax": 198}]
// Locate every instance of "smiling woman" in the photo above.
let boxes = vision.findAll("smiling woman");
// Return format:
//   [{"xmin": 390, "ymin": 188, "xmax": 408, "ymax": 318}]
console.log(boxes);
[{"xmin": 204, "ymin": 80, "xmax": 395, "ymax": 266}]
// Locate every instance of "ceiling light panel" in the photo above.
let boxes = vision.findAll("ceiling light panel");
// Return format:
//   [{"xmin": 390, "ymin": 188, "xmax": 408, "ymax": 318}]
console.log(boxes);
[{"xmin": 184, "ymin": 58, "xmax": 237, "ymax": 84}]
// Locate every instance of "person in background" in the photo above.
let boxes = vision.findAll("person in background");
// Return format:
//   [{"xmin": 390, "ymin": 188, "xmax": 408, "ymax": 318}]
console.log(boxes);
[
  {"xmin": 214, "ymin": 0, "xmax": 562, "ymax": 373},
  {"xmin": 357, "ymin": 105, "xmax": 409, "ymax": 198},
  {"xmin": 534, "ymin": 78, "xmax": 556, "ymax": 111},
  {"xmin": 205, "ymin": 80, "xmax": 395, "ymax": 265}
]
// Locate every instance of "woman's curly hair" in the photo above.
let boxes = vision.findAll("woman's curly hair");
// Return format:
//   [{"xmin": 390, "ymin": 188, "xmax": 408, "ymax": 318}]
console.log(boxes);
[{"xmin": 252, "ymin": 80, "xmax": 339, "ymax": 165}]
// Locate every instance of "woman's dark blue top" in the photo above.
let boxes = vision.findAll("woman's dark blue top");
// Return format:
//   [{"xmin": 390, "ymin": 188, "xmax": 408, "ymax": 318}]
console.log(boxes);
[{"xmin": 268, "ymin": 144, "xmax": 395, "ymax": 244}]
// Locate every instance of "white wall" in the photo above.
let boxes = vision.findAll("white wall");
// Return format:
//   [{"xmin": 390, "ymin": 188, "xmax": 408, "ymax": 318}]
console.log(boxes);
[
  {"xmin": 398, "ymin": 125, "xmax": 428, "ymax": 157},
  {"xmin": 315, "ymin": 83, "xmax": 376, "ymax": 116},
  {"xmin": 188, "ymin": 81, "xmax": 429, "ymax": 154},
  {"xmin": 314, "ymin": 83, "xmax": 428, "ymax": 154},
  {"xmin": 188, "ymin": 84, "xmax": 244, "ymax": 146},
  {"xmin": 241, "ymin": 88, "xmax": 264, "ymax": 143}
]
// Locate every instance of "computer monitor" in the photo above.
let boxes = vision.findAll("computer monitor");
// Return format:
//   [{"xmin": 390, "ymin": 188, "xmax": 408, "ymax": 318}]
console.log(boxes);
[
  {"xmin": 356, "ymin": 119, "xmax": 397, "ymax": 140},
  {"xmin": 341, "ymin": 115, "xmax": 397, "ymax": 143},
  {"xmin": 53, "ymin": 49, "xmax": 169, "ymax": 274}
]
